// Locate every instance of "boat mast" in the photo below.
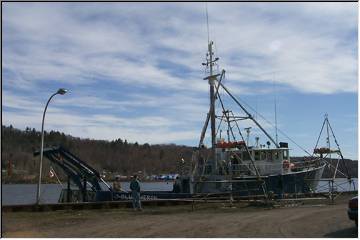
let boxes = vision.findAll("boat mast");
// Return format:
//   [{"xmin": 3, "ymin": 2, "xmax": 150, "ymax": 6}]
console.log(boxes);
[
  {"xmin": 208, "ymin": 41, "xmax": 216, "ymax": 152},
  {"xmin": 203, "ymin": 41, "xmax": 220, "ymax": 173}
]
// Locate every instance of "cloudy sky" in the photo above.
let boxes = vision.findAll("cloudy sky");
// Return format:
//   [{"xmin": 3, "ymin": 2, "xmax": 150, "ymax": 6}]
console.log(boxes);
[{"xmin": 2, "ymin": 2, "xmax": 358, "ymax": 159}]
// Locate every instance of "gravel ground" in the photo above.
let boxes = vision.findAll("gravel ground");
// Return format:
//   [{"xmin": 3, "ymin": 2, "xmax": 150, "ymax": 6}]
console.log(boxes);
[{"xmin": 2, "ymin": 197, "xmax": 358, "ymax": 238}]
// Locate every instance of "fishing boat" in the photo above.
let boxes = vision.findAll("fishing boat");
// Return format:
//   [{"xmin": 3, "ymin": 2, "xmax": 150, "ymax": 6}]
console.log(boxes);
[{"xmin": 173, "ymin": 40, "xmax": 327, "ymax": 198}]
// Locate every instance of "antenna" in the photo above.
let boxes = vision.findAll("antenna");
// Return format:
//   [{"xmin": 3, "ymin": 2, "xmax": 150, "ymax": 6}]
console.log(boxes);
[
  {"xmin": 205, "ymin": 3, "xmax": 210, "ymax": 44},
  {"xmin": 244, "ymin": 127, "xmax": 251, "ymax": 146},
  {"xmin": 273, "ymin": 72, "xmax": 278, "ymax": 145}
]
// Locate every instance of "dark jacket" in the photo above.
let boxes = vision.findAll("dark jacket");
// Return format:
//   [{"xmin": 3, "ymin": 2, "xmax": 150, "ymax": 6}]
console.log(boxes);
[{"xmin": 130, "ymin": 179, "xmax": 140, "ymax": 192}]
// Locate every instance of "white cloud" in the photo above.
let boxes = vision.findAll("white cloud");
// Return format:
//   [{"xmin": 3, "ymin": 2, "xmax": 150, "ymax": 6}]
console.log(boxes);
[
  {"xmin": 2, "ymin": 106, "xmax": 200, "ymax": 144},
  {"xmin": 2, "ymin": 2, "xmax": 357, "ymax": 153},
  {"xmin": 3, "ymin": 2, "xmax": 357, "ymax": 93}
]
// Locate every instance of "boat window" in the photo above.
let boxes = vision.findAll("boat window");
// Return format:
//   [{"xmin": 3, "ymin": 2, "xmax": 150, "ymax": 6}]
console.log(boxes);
[
  {"xmin": 260, "ymin": 151, "xmax": 266, "ymax": 161},
  {"xmin": 254, "ymin": 151, "xmax": 260, "ymax": 161},
  {"xmin": 267, "ymin": 151, "xmax": 273, "ymax": 161},
  {"xmin": 243, "ymin": 151, "xmax": 251, "ymax": 160},
  {"xmin": 283, "ymin": 150, "xmax": 288, "ymax": 159},
  {"xmin": 274, "ymin": 151, "xmax": 279, "ymax": 160}
]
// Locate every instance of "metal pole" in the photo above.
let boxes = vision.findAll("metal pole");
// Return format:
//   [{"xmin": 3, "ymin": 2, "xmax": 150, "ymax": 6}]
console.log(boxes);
[
  {"xmin": 67, "ymin": 176, "xmax": 71, "ymax": 203},
  {"xmin": 83, "ymin": 177, "xmax": 87, "ymax": 202},
  {"xmin": 219, "ymin": 82, "xmax": 279, "ymax": 148},
  {"xmin": 331, "ymin": 180, "xmax": 334, "ymax": 204},
  {"xmin": 328, "ymin": 180, "xmax": 331, "ymax": 203},
  {"xmin": 273, "ymin": 73, "xmax": 278, "ymax": 145},
  {"xmin": 36, "ymin": 88, "xmax": 67, "ymax": 205},
  {"xmin": 36, "ymin": 92, "xmax": 57, "ymax": 205},
  {"xmin": 294, "ymin": 174, "xmax": 297, "ymax": 199},
  {"xmin": 208, "ymin": 42, "xmax": 217, "ymax": 174},
  {"xmin": 199, "ymin": 70, "xmax": 225, "ymax": 148},
  {"xmin": 353, "ymin": 180, "xmax": 356, "ymax": 191}
]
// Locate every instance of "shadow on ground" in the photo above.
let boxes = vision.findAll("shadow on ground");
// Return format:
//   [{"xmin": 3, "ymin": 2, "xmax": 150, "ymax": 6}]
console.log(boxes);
[{"xmin": 324, "ymin": 226, "xmax": 358, "ymax": 238}]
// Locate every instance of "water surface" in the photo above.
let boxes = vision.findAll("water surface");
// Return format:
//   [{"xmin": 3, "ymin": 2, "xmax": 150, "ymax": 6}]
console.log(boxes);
[{"xmin": 2, "ymin": 178, "xmax": 357, "ymax": 206}]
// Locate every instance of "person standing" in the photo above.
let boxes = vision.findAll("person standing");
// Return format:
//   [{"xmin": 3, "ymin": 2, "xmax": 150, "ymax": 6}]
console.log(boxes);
[
  {"xmin": 130, "ymin": 175, "xmax": 142, "ymax": 210},
  {"xmin": 113, "ymin": 176, "xmax": 123, "ymax": 192}
]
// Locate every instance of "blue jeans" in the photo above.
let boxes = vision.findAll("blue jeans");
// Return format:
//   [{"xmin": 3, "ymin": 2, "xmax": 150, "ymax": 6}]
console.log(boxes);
[{"xmin": 132, "ymin": 191, "xmax": 141, "ymax": 209}]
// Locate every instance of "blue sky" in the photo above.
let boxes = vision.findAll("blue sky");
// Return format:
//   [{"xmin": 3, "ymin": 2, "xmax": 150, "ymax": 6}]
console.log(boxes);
[{"xmin": 2, "ymin": 3, "xmax": 358, "ymax": 159}]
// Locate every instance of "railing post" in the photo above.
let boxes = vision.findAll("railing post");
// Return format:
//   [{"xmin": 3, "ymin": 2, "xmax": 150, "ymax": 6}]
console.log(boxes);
[
  {"xmin": 67, "ymin": 177, "xmax": 71, "ymax": 203},
  {"xmin": 294, "ymin": 174, "xmax": 297, "ymax": 199},
  {"xmin": 83, "ymin": 177, "xmax": 87, "ymax": 202},
  {"xmin": 331, "ymin": 180, "xmax": 334, "ymax": 204},
  {"xmin": 328, "ymin": 180, "xmax": 331, "ymax": 200}
]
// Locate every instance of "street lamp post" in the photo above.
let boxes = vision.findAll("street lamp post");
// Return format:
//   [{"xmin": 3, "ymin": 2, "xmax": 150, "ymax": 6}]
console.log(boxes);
[{"xmin": 36, "ymin": 88, "xmax": 67, "ymax": 205}]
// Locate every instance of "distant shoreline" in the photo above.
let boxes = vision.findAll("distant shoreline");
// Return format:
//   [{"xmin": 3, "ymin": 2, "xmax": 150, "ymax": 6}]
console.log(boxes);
[{"xmin": 1, "ymin": 179, "xmax": 176, "ymax": 185}]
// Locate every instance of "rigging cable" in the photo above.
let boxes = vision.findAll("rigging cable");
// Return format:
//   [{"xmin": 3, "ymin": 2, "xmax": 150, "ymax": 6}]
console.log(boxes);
[
  {"xmin": 327, "ymin": 118, "xmax": 351, "ymax": 179},
  {"xmin": 313, "ymin": 116, "xmax": 326, "ymax": 157},
  {"xmin": 216, "ymin": 93, "xmax": 237, "ymax": 141},
  {"xmin": 220, "ymin": 82, "xmax": 312, "ymax": 156}
]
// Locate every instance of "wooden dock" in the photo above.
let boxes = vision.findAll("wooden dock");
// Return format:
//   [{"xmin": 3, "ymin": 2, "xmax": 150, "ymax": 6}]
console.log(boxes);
[{"xmin": 3, "ymin": 190, "xmax": 357, "ymax": 212}]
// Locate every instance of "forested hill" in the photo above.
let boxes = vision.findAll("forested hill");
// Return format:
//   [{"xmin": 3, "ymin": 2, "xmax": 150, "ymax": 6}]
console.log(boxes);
[
  {"xmin": 1, "ymin": 125, "xmax": 357, "ymax": 183},
  {"xmin": 2, "ymin": 125, "xmax": 194, "ymax": 182}
]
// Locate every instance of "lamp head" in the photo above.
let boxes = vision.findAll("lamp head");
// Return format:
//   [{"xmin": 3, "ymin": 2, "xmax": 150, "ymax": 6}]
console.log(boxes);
[{"xmin": 57, "ymin": 88, "xmax": 68, "ymax": 95}]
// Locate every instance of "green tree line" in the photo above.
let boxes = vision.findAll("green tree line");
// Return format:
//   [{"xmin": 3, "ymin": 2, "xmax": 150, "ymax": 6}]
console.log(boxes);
[
  {"xmin": 1, "ymin": 125, "xmax": 357, "ymax": 183},
  {"xmin": 2, "ymin": 125, "xmax": 193, "ymax": 183}
]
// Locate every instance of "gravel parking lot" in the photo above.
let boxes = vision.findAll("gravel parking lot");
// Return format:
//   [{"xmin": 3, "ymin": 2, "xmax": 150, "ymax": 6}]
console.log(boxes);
[{"xmin": 2, "ymin": 197, "xmax": 357, "ymax": 238}]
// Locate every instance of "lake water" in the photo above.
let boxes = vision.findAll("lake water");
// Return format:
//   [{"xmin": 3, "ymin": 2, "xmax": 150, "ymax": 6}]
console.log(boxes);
[
  {"xmin": 2, "ymin": 181, "xmax": 174, "ymax": 206},
  {"xmin": 2, "ymin": 178, "xmax": 357, "ymax": 206}
]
